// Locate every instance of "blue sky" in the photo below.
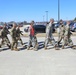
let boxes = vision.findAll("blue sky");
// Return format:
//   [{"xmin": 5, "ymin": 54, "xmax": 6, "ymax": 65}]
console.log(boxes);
[{"xmin": 0, "ymin": 0, "xmax": 76, "ymax": 22}]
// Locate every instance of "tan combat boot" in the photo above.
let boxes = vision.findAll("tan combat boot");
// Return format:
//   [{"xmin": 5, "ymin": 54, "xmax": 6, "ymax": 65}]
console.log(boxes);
[
  {"xmin": 62, "ymin": 45, "xmax": 64, "ymax": 49},
  {"xmin": 27, "ymin": 46, "xmax": 30, "ymax": 50},
  {"xmin": 11, "ymin": 48, "xmax": 14, "ymax": 51},
  {"xmin": 44, "ymin": 46, "xmax": 47, "ymax": 50},
  {"xmin": 14, "ymin": 48, "xmax": 19, "ymax": 51}
]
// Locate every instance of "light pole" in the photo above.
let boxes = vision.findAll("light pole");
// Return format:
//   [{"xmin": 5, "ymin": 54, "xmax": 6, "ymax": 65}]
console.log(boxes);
[
  {"xmin": 45, "ymin": 11, "xmax": 48, "ymax": 22},
  {"xmin": 58, "ymin": 0, "xmax": 60, "ymax": 21}
]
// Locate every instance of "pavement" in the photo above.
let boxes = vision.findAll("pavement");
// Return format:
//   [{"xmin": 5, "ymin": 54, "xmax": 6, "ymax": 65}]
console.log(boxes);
[{"xmin": 0, "ymin": 36, "xmax": 76, "ymax": 75}]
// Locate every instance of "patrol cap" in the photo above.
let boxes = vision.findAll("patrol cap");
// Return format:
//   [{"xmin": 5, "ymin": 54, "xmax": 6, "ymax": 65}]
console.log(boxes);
[
  {"xmin": 30, "ymin": 20, "xmax": 35, "ymax": 25},
  {"xmin": 59, "ymin": 19, "xmax": 63, "ymax": 24},
  {"xmin": 59, "ymin": 19, "xmax": 63, "ymax": 22},
  {"xmin": 30, "ymin": 20, "xmax": 34, "ymax": 23},
  {"xmin": 50, "ymin": 18, "xmax": 54, "ymax": 21}
]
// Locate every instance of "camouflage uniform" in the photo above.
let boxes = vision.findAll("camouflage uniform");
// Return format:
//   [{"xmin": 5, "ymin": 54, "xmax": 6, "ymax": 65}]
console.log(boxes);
[
  {"xmin": 0, "ymin": 27, "xmax": 10, "ymax": 48},
  {"xmin": 16, "ymin": 27, "xmax": 23, "ymax": 45},
  {"xmin": 10, "ymin": 27, "xmax": 18, "ymax": 50},
  {"xmin": 57, "ymin": 24, "xmax": 65, "ymax": 48},
  {"xmin": 64, "ymin": 24, "xmax": 73, "ymax": 46},
  {"xmin": 45, "ymin": 22, "xmax": 56, "ymax": 49}
]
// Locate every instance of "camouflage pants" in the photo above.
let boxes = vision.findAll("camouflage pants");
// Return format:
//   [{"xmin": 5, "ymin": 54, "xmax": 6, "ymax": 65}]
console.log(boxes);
[
  {"xmin": 0, "ymin": 36, "xmax": 10, "ymax": 46},
  {"xmin": 64, "ymin": 36, "xmax": 73, "ymax": 46},
  {"xmin": 27, "ymin": 35, "xmax": 38, "ymax": 48},
  {"xmin": 57, "ymin": 35, "xmax": 65, "ymax": 46},
  {"xmin": 45, "ymin": 36, "xmax": 56, "ymax": 47},
  {"xmin": 11, "ymin": 37, "xmax": 18, "ymax": 49},
  {"xmin": 16, "ymin": 37, "xmax": 23, "ymax": 45}
]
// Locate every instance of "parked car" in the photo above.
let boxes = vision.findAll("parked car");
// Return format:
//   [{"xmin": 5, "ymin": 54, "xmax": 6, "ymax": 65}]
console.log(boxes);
[
  {"xmin": 55, "ymin": 23, "xmax": 59, "ymax": 28},
  {"xmin": 71, "ymin": 23, "xmax": 76, "ymax": 32},
  {"xmin": 69, "ymin": 22, "xmax": 74, "ymax": 31},
  {"xmin": 7, "ymin": 24, "xmax": 13, "ymax": 29},
  {"xmin": 0, "ymin": 25, "xmax": 3, "ymax": 29},
  {"xmin": 24, "ymin": 25, "xmax": 46, "ymax": 33},
  {"xmin": 34, "ymin": 25, "xmax": 46, "ymax": 33}
]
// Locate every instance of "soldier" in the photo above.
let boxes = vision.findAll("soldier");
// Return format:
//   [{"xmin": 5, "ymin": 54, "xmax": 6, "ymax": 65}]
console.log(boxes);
[
  {"xmin": 64, "ymin": 21, "xmax": 73, "ymax": 47},
  {"xmin": 57, "ymin": 20, "xmax": 65, "ymax": 49},
  {"xmin": 10, "ymin": 23, "xmax": 19, "ymax": 51},
  {"xmin": 44, "ymin": 18, "xmax": 56, "ymax": 50},
  {"xmin": 16, "ymin": 25, "xmax": 24, "ymax": 45},
  {"xmin": 0, "ymin": 23, "xmax": 11, "ymax": 48},
  {"xmin": 27, "ymin": 20, "xmax": 38, "ymax": 51}
]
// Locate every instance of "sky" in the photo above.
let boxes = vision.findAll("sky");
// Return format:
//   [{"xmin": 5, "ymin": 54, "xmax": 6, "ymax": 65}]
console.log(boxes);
[{"xmin": 0, "ymin": 0, "xmax": 76, "ymax": 22}]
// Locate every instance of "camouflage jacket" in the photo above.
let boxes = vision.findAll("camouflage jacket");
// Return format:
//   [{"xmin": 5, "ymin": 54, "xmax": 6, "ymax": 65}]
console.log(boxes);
[
  {"xmin": 16, "ymin": 28, "xmax": 23, "ymax": 37},
  {"xmin": 0, "ymin": 27, "xmax": 9, "ymax": 38},
  {"xmin": 10, "ymin": 27, "xmax": 17, "ymax": 38},
  {"xmin": 64, "ymin": 24, "xmax": 71, "ymax": 36},
  {"xmin": 59, "ymin": 24, "xmax": 65, "ymax": 36},
  {"xmin": 46, "ymin": 23, "xmax": 53, "ymax": 38}
]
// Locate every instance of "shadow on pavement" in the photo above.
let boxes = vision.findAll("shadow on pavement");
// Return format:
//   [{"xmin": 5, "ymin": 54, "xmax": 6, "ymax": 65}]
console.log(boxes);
[{"xmin": 0, "ymin": 47, "xmax": 9, "ymax": 52}]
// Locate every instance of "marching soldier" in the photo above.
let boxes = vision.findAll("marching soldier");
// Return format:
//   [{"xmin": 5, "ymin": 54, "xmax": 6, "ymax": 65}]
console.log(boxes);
[
  {"xmin": 57, "ymin": 20, "xmax": 65, "ymax": 49},
  {"xmin": 16, "ymin": 25, "xmax": 24, "ymax": 45},
  {"xmin": 27, "ymin": 20, "xmax": 38, "ymax": 51},
  {"xmin": 10, "ymin": 23, "xmax": 19, "ymax": 51},
  {"xmin": 44, "ymin": 18, "xmax": 56, "ymax": 50},
  {"xmin": 0, "ymin": 23, "xmax": 11, "ymax": 48},
  {"xmin": 64, "ymin": 21, "xmax": 73, "ymax": 47}
]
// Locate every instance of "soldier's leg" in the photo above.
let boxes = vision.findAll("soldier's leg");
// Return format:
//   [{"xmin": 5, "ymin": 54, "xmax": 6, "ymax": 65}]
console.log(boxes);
[
  {"xmin": 27, "ymin": 36, "xmax": 32, "ymax": 50},
  {"xmin": 0, "ymin": 38, "xmax": 5, "ymax": 47},
  {"xmin": 11, "ymin": 41, "xmax": 15, "ymax": 50},
  {"xmin": 64, "ymin": 36, "xmax": 68, "ymax": 46},
  {"xmin": 14, "ymin": 38, "xmax": 19, "ymax": 51},
  {"xmin": 62, "ymin": 37, "xmax": 65, "ymax": 49},
  {"xmin": 57, "ymin": 36, "xmax": 62, "ymax": 47},
  {"xmin": 5, "ymin": 37, "xmax": 11, "ymax": 48},
  {"xmin": 6, "ymin": 37, "xmax": 10, "ymax": 44},
  {"xmin": 19, "ymin": 38, "xmax": 23, "ymax": 45},
  {"xmin": 14, "ymin": 42, "xmax": 19, "ymax": 51},
  {"xmin": 51, "ymin": 36, "xmax": 56, "ymax": 47},
  {"xmin": 32, "ymin": 36, "xmax": 38, "ymax": 51},
  {"xmin": 44, "ymin": 38, "xmax": 49, "ymax": 49},
  {"xmin": 68, "ymin": 38, "xmax": 73, "ymax": 47},
  {"xmin": 11, "ymin": 38, "xmax": 16, "ymax": 50}
]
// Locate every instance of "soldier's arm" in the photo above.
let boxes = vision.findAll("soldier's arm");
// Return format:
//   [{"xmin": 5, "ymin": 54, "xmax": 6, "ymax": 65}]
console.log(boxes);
[
  {"xmin": 20, "ymin": 31, "xmax": 23, "ymax": 35},
  {"xmin": 10, "ymin": 28, "xmax": 14, "ymax": 36},
  {"xmin": 46, "ymin": 26, "xmax": 50, "ymax": 38}
]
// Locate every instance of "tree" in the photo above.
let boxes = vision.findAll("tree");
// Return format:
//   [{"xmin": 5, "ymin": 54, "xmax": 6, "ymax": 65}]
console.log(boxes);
[{"xmin": 74, "ymin": 17, "xmax": 76, "ymax": 21}]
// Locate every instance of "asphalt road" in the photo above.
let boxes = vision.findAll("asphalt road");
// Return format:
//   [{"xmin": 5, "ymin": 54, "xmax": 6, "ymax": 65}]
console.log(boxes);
[{"xmin": 0, "ymin": 36, "xmax": 76, "ymax": 75}]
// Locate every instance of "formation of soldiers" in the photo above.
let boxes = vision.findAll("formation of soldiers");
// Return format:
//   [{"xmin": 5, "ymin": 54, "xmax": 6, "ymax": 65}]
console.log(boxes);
[
  {"xmin": 0, "ymin": 23, "xmax": 23, "ymax": 51},
  {"xmin": 0, "ymin": 18, "xmax": 75, "ymax": 51}
]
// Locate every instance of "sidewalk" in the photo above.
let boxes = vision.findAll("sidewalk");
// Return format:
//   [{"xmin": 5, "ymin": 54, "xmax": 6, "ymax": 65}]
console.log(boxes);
[{"xmin": 0, "ymin": 37, "xmax": 76, "ymax": 75}]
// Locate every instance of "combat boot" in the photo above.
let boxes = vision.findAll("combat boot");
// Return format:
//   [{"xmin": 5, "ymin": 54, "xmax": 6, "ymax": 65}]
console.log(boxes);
[
  {"xmin": 11, "ymin": 48, "xmax": 14, "ymax": 51},
  {"xmin": 54, "ymin": 44, "xmax": 57, "ymax": 48},
  {"xmin": 27, "ymin": 46, "xmax": 30, "ymax": 50},
  {"xmin": 54, "ymin": 44, "xmax": 60, "ymax": 50},
  {"xmin": 62, "ymin": 45, "xmax": 64, "ymax": 49},
  {"xmin": 44, "ymin": 46, "xmax": 47, "ymax": 50},
  {"xmin": 14, "ymin": 48, "xmax": 19, "ymax": 51},
  {"xmin": 33, "ymin": 46, "xmax": 38, "ymax": 51}
]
